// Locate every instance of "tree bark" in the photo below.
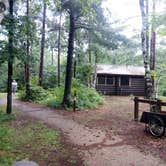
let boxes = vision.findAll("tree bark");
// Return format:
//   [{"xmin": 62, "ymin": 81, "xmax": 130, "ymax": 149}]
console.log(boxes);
[
  {"xmin": 57, "ymin": 12, "xmax": 62, "ymax": 86},
  {"xmin": 51, "ymin": 48, "xmax": 54, "ymax": 65},
  {"xmin": 62, "ymin": 9, "xmax": 75, "ymax": 107},
  {"xmin": 150, "ymin": 0, "xmax": 156, "ymax": 70},
  {"xmin": 39, "ymin": 1, "xmax": 46, "ymax": 86},
  {"xmin": 139, "ymin": 0, "xmax": 152, "ymax": 99},
  {"xmin": 25, "ymin": 0, "xmax": 30, "ymax": 99},
  {"xmin": 150, "ymin": 0, "xmax": 156, "ymax": 98},
  {"xmin": 6, "ymin": 0, "xmax": 14, "ymax": 114},
  {"xmin": 73, "ymin": 58, "xmax": 76, "ymax": 78}
]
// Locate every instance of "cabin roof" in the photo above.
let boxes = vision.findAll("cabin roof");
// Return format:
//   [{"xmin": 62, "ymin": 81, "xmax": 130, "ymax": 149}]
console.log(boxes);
[{"xmin": 96, "ymin": 64, "xmax": 145, "ymax": 76}]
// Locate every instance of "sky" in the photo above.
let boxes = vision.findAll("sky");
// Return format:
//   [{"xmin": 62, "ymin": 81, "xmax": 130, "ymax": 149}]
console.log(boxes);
[{"xmin": 102, "ymin": 0, "xmax": 166, "ymax": 38}]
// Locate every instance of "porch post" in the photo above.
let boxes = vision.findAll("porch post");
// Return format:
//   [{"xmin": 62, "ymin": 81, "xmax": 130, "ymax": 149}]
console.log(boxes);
[{"xmin": 134, "ymin": 97, "xmax": 139, "ymax": 121}]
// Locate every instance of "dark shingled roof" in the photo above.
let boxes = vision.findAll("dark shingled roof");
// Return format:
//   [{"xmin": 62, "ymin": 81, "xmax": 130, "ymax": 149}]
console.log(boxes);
[{"xmin": 96, "ymin": 64, "xmax": 145, "ymax": 76}]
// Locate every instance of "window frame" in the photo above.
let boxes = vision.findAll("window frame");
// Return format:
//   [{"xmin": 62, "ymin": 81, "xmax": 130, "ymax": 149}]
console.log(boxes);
[
  {"xmin": 97, "ymin": 75, "xmax": 115, "ymax": 86},
  {"xmin": 120, "ymin": 76, "xmax": 131, "ymax": 86}
]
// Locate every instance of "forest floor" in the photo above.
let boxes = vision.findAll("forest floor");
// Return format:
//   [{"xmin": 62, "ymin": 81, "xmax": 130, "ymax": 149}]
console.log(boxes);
[{"xmin": 1, "ymin": 95, "xmax": 166, "ymax": 166}]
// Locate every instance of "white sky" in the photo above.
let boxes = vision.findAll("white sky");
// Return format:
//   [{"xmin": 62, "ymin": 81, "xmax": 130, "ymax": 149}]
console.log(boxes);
[{"xmin": 102, "ymin": 0, "xmax": 166, "ymax": 38}]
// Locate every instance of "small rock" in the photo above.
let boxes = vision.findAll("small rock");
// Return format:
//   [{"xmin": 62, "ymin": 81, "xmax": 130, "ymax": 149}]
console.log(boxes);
[{"xmin": 12, "ymin": 160, "xmax": 39, "ymax": 166}]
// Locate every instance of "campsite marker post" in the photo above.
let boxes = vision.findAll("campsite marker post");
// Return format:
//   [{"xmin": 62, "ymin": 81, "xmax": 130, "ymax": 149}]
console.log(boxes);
[{"xmin": 73, "ymin": 90, "xmax": 76, "ymax": 112}]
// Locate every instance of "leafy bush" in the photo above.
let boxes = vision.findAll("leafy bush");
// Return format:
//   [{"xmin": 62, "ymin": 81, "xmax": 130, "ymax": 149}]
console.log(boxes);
[
  {"xmin": 18, "ymin": 86, "xmax": 50, "ymax": 102},
  {"xmin": 71, "ymin": 79, "xmax": 104, "ymax": 110},
  {"xmin": 163, "ymin": 90, "xmax": 166, "ymax": 96},
  {"xmin": 46, "ymin": 79, "xmax": 104, "ymax": 110},
  {"xmin": 18, "ymin": 79, "xmax": 104, "ymax": 110},
  {"xmin": 44, "ymin": 86, "xmax": 64, "ymax": 108}
]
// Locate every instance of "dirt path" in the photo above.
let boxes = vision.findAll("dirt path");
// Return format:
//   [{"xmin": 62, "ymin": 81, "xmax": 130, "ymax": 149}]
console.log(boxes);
[{"xmin": 1, "ymin": 96, "xmax": 166, "ymax": 166}]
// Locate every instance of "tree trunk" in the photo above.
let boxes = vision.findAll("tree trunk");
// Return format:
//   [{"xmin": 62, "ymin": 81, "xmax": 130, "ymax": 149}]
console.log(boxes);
[
  {"xmin": 150, "ymin": 0, "xmax": 156, "ymax": 98},
  {"xmin": 39, "ymin": 1, "xmax": 46, "ymax": 86},
  {"xmin": 51, "ymin": 48, "xmax": 54, "ymax": 65},
  {"xmin": 25, "ymin": 0, "xmax": 30, "ymax": 99},
  {"xmin": 88, "ymin": 29, "xmax": 91, "ymax": 63},
  {"xmin": 73, "ymin": 58, "xmax": 76, "ymax": 78},
  {"xmin": 62, "ymin": 9, "xmax": 75, "ymax": 107},
  {"xmin": 150, "ymin": 0, "xmax": 156, "ymax": 71},
  {"xmin": 57, "ymin": 12, "xmax": 62, "ymax": 86},
  {"xmin": 6, "ymin": 0, "xmax": 14, "ymax": 114},
  {"xmin": 139, "ymin": 0, "xmax": 152, "ymax": 99},
  {"xmin": 88, "ymin": 29, "xmax": 92, "ymax": 87}
]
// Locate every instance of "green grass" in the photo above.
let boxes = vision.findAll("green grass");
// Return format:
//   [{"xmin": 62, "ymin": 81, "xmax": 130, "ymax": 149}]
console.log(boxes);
[
  {"xmin": 0, "ymin": 93, "xmax": 6, "ymax": 98},
  {"xmin": 160, "ymin": 96, "xmax": 166, "ymax": 101},
  {"xmin": 0, "ymin": 107, "xmax": 82, "ymax": 166}
]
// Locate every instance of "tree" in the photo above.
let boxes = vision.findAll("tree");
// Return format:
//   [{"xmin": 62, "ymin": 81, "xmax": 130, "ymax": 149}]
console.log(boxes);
[
  {"xmin": 62, "ymin": 1, "xmax": 76, "ymax": 107},
  {"xmin": 139, "ymin": 0, "xmax": 153, "ymax": 99},
  {"xmin": 39, "ymin": 0, "xmax": 47, "ymax": 86},
  {"xmin": 62, "ymin": 0, "xmax": 97, "ymax": 106},
  {"xmin": 25, "ymin": 0, "xmax": 30, "ymax": 99},
  {"xmin": 6, "ymin": 0, "xmax": 14, "ymax": 114},
  {"xmin": 57, "ymin": 11, "xmax": 62, "ymax": 86}
]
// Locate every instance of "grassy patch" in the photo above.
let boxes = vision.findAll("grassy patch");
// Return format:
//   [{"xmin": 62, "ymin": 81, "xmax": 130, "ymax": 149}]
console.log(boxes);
[
  {"xmin": 0, "ymin": 107, "xmax": 82, "ymax": 166},
  {"xmin": 0, "ymin": 93, "xmax": 6, "ymax": 98}
]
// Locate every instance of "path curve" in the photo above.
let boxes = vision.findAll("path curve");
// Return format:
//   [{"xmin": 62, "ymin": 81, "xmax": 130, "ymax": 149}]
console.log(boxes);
[{"xmin": 0, "ymin": 96, "xmax": 165, "ymax": 166}]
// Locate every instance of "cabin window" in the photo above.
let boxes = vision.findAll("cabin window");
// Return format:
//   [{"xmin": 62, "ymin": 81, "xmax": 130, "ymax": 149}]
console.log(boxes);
[
  {"xmin": 97, "ymin": 75, "xmax": 114, "ymax": 85},
  {"xmin": 98, "ymin": 76, "xmax": 105, "ymax": 84},
  {"xmin": 106, "ymin": 76, "xmax": 114, "ymax": 85},
  {"xmin": 121, "ymin": 76, "xmax": 130, "ymax": 86}
]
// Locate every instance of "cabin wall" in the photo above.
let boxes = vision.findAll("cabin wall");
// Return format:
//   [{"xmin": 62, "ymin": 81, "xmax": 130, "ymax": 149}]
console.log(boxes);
[{"xmin": 96, "ymin": 74, "xmax": 145, "ymax": 96}]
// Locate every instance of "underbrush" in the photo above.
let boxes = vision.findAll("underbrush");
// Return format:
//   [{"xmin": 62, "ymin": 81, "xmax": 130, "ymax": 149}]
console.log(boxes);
[
  {"xmin": 18, "ymin": 79, "xmax": 104, "ymax": 110},
  {"xmin": 0, "ymin": 108, "xmax": 81, "ymax": 166},
  {"xmin": 18, "ymin": 86, "xmax": 51, "ymax": 102}
]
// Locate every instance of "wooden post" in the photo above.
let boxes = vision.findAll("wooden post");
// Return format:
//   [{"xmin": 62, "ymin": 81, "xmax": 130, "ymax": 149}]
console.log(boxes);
[
  {"xmin": 134, "ymin": 97, "xmax": 139, "ymax": 121},
  {"xmin": 73, "ymin": 90, "xmax": 76, "ymax": 112},
  {"xmin": 157, "ymin": 99, "xmax": 161, "ymax": 112}
]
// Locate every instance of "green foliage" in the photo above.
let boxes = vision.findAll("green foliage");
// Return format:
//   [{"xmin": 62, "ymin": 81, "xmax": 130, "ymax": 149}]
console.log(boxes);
[
  {"xmin": 0, "ymin": 111, "xmax": 15, "ymax": 123},
  {"xmin": 18, "ymin": 79, "xmax": 103, "ymax": 110},
  {"xmin": 18, "ymin": 86, "xmax": 50, "ymax": 102},
  {"xmin": 42, "ymin": 66, "xmax": 57, "ymax": 89},
  {"xmin": 0, "ymin": 63, "xmax": 8, "ymax": 92},
  {"xmin": 163, "ymin": 90, "xmax": 166, "ymax": 96},
  {"xmin": 77, "ymin": 64, "xmax": 93, "ymax": 84},
  {"xmin": 46, "ymin": 79, "xmax": 104, "ymax": 110}
]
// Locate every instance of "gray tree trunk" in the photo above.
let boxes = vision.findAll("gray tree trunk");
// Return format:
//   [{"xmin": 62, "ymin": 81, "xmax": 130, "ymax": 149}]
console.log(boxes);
[{"xmin": 39, "ymin": 1, "xmax": 46, "ymax": 86}]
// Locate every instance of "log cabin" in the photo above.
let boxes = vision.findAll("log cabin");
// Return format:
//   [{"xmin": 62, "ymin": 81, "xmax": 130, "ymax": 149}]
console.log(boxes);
[{"xmin": 95, "ymin": 64, "xmax": 145, "ymax": 96}]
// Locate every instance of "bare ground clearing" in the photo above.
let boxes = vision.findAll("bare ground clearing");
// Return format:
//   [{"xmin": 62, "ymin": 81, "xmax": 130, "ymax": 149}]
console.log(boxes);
[{"xmin": 1, "ymin": 96, "xmax": 166, "ymax": 166}]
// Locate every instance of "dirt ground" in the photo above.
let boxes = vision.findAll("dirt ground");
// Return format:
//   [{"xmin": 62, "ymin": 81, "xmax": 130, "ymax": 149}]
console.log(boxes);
[{"xmin": 1, "ymin": 96, "xmax": 166, "ymax": 166}]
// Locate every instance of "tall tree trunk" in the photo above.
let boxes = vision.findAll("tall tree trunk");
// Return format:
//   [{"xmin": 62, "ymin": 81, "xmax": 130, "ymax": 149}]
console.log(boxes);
[
  {"xmin": 150, "ymin": 0, "xmax": 156, "ymax": 70},
  {"xmin": 57, "ymin": 12, "xmax": 62, "ymax": 86},
  {"xmin": 73, "ymin": 58, "xmax": 76, "ymax": 78},
  {"xmin": 25, "ymin": 0, "xmax": 30, "ymax": 99},
  {"xmin": 39, "ymin": 1, "xmax": 46, "ymax": 86},
  {"xmin": 139, "ymin": 0, "xmax": 152, "ymax": 99},
  {"xmin": 88, "ymin": 30, "xmax": 91, "ymax": 63},
  {"xmin": 62, "ymin": 9, "xmax": 75, "ymax": 107},
  {"xmin": 150, "ymin": 0, "xmax": 156, "ymax": 98},
  {"xmin": 51, "ymin": 48, "xmax": 54, "ymax": 65},
  {"xmin": 6, "ymin": 0, "xmax": 14, "ymax": 114},
  {"xmin": 88, "ymin": 29, "xmax": 92, "ymax": 87},
  {"xmin": 145, "ymin": 0, "xmax": 149, "ymax": 63}
]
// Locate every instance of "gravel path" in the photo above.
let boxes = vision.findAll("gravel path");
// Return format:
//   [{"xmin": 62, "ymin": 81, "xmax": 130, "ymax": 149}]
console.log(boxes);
[{"xmin": 1, "ymin": 96, "xmax": 165, "ymax": 166}]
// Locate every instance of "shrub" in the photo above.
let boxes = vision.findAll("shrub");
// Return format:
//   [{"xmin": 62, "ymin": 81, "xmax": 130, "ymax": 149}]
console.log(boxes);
[
  {"xmin": 46, "ymin": 79, "xmax": 104, "ymax": 110},
  {"xmin": 18, "ymin": 79, "xmax": 104, "ymax": 110},
  {"xmin": 18, "ymin": 86, "xmax": 50, "ymax": 102},
  {"xmin": 163, "ymin": 90, "xmax": 166, "ymax": 96}
]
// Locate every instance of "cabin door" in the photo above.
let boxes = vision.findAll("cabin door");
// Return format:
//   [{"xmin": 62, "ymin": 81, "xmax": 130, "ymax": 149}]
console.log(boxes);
[{"xmin": 115, "ymin": 76, "xmax": 121, "ymax": 95}]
